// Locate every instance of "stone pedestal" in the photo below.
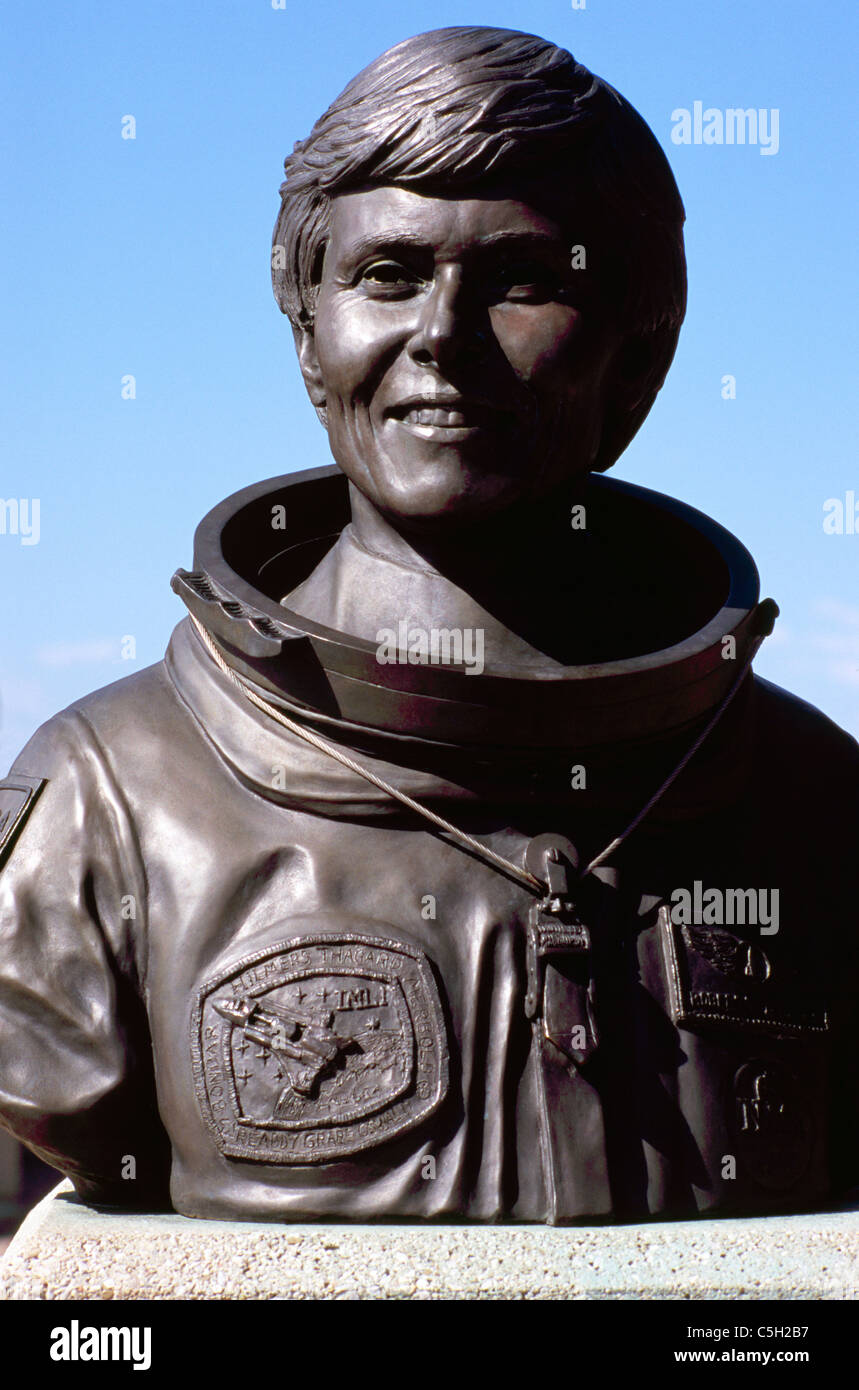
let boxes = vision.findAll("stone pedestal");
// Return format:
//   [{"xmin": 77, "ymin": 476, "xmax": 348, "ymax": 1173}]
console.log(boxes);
[{"xmin": 2, "ymin": 1181, "xmax": 858, "ymax": 1300}]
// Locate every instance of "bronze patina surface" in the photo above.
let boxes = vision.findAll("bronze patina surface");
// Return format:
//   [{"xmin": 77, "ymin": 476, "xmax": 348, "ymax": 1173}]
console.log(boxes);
[{"xmin": 1, "ymin": 27, "xmax": 856, "ymax": 1224}]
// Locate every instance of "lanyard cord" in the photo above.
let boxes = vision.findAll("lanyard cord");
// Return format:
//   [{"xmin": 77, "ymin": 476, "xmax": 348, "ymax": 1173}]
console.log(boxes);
[{"xmin": 190, "ymin": 613, "xmax": 763, "ymax": 898}]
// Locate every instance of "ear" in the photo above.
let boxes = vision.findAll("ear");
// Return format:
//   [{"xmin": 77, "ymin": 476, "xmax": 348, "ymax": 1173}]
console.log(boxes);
[{"xmin": 292, "ymin": 324, "xmax": 328, "ymax": 429}]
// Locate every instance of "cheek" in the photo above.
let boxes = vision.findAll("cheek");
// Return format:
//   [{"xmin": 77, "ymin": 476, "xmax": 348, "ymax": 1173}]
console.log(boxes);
[
  {"xmin": 490, "ymin": 304, "xmax": 593, "ymax": 382},
  {"xmin": 493, "ymin": 306, "xmax": 612, "ymax": 422},
  {"xmin": 314, "ymin": 298, "xmax": 407, "ymax": 401}
]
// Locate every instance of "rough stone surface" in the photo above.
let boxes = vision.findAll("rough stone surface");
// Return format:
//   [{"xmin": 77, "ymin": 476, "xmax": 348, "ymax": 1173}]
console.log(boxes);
[{"xmin": 1, "ymin": 1182, "xmax": 858, "ymax": 1300}]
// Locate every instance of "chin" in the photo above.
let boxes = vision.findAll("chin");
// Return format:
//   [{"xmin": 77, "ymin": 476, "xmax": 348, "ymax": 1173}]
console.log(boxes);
[
  {"xmin": 368, "ymin": 447, "xmax": 537, "ymax": 516},
  {"xmin": 374, "ymin": 475, "xmax": 530, "ymax": 529}
]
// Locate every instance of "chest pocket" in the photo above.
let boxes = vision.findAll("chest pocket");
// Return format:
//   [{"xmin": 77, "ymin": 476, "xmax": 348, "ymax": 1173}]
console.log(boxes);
[
  {"xmin": 659, "ymin": 906, "xmax": 828, "ymax": 1041},
  {"xmin": 658, "ymin": 906, "xmax": 830, "ymax": 1194}
]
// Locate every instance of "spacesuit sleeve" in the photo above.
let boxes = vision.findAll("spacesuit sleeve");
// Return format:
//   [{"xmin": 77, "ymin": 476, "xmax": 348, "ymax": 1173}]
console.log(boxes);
[{"xmin": 0, "ymin": 709, "xmax": 170, "ymax": 1204}]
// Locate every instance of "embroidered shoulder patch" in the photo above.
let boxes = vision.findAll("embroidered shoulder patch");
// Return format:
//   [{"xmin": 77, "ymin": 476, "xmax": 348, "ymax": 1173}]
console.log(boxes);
[
  {"xmin": 0, "ymin": 775, "xmax": 47, "ymax": 868},
  {"xmin": 192, "ymin": 934, "xmax": 449, "ymax": 1164}
]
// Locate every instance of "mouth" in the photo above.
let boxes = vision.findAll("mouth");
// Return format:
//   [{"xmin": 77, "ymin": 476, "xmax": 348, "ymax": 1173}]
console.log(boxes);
[{"xmin": 385, "ymin": 397, "xmax": 510, "ymax": 438}]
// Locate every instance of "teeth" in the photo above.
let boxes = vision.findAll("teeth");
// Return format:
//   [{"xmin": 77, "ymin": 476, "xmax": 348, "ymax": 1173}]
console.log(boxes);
[{"xmin": 405, "ymin": 407, "xmax": 470, "ymax": 426}]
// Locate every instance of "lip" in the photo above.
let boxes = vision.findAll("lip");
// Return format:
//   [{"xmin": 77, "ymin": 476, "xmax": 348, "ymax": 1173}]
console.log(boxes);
[{"xmin": 385, "ymin": 396, "xmax": 510, "ymax": 436}]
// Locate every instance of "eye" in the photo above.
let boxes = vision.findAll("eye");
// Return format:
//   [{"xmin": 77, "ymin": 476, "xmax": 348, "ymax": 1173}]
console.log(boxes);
[
  {"xmin": 358, "ymin": 260, "xmax": 423, "ymax": 294},
  {"xmin": 491, "ymin": 261, "xmax": 564, "ymax": 304}
]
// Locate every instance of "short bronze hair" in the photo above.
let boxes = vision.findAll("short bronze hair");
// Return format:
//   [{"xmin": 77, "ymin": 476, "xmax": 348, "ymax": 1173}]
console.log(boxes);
[{"xmin": 272, "ymin": 26, "xmax": 687, "ymax": 471}]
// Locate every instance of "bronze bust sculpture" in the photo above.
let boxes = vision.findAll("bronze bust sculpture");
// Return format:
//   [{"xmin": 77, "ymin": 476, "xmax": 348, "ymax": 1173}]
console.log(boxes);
[{"xmin": 1, "ymin": 27, "xmax": 856, "ymax": 1224}]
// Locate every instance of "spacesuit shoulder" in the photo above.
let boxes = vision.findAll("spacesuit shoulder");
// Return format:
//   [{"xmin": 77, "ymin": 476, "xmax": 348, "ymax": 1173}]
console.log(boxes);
[
  {"xmin": 19, "ymin": 657, "xmax": 188, "ymax": 758},
  {"xmin": 0, "ymin": 665, "xmax": 173, "ymax": 1202},
  {"xmin": 751, "ymin": 676, "xmax": 859, "ymax": 809},
  {"xmin": 753, "ymin": 675, "xmax": 859, "ymax": 756}
]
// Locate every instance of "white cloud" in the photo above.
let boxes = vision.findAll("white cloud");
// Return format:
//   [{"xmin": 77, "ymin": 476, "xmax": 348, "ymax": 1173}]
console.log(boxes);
[
  {"xmin": 810, "ymin": 597, "xmax": 859, "ymax": 628},
  {"xmin": 36, "ymin": 639, "xmax": 119, "ymax": 669}
]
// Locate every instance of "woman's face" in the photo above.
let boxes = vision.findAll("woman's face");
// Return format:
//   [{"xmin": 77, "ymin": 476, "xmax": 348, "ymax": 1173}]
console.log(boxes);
[{"xmin": 297, "ymin": 181, "xmax": 626, "ymax": 532}]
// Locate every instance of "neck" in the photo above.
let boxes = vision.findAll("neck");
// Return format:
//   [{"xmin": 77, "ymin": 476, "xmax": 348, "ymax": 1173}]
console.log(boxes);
[
  {"xmin": 287, "ymin": 478, "xmax": 623, "ymax": 671},
  {"xmin": 347, "ymin": 481, "xmax": 590, "ymax": 588}
]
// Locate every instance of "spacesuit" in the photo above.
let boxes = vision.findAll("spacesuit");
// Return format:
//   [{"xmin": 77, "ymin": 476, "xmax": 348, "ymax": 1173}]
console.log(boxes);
[{"xmin": 0, "ymin": 466, "xmax": 857, "ymax": 1223}]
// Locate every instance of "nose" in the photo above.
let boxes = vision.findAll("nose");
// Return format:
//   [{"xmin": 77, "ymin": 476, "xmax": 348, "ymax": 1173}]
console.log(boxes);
[{"xmin": 407, "ymin": 265, "xmax": 486, "ymax": 371}]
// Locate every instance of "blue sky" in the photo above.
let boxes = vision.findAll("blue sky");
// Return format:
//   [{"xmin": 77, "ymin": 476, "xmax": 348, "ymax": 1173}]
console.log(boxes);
[{"xmin": 1, "ymin": 0, "xmax": 857, "ymax": 768}]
